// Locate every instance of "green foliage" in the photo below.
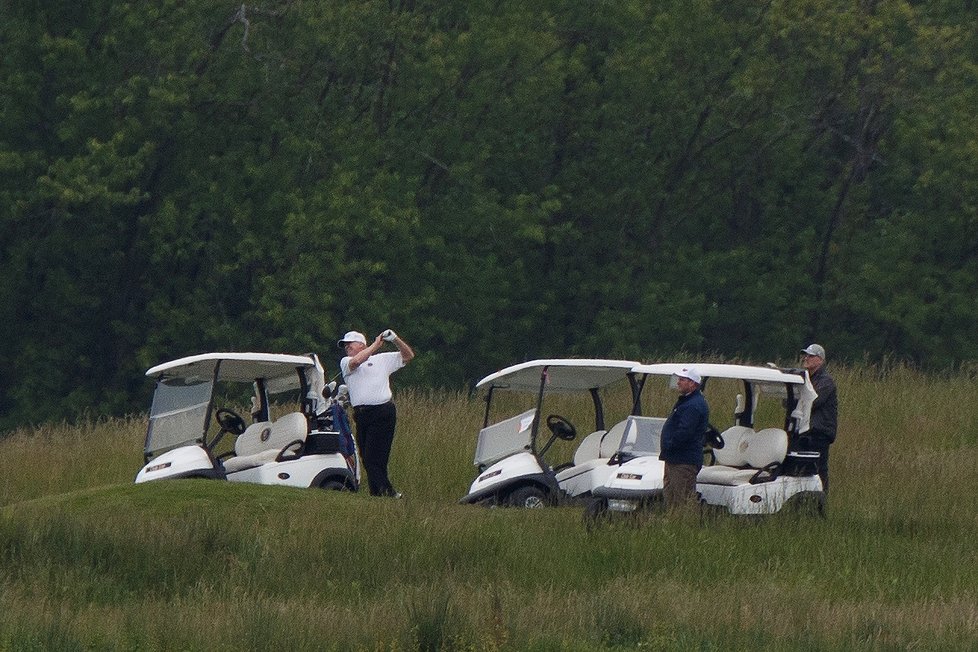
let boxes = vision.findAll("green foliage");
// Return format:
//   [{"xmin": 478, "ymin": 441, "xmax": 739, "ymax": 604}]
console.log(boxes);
[{"xmin": 1, "ymin": 1, "xmax": 977, "ymax": 428}]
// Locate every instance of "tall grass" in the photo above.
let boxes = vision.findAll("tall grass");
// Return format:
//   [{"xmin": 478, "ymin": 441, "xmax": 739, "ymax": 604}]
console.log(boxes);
[{"xmin": 1, "ymin": 365, "xmax": 977, "ymax": 649}]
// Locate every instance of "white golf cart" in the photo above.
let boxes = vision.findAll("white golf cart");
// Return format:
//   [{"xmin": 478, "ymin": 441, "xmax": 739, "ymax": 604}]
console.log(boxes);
[
  {"xmin": 587, "ymin": 363, "xmax": 825, "ymax": 520},
  {"xmin": 135, "ymin": 352, "xmax": 360, "ymax": 491},
  {"xmin": 459, "ymin": 359, "xmax": 646, "ymax": 508}
]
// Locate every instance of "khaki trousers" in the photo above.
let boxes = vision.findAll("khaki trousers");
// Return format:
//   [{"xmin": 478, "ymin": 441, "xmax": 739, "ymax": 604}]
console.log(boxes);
[{"xmin": 663, "ymin": 463, "xmax": 701, "ymax": 511}]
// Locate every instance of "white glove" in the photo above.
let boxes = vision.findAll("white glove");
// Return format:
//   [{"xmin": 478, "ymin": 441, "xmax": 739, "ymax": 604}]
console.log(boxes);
[{"xmin": 381, "ymin": 329, "xmax": 398, "ymax": 342}]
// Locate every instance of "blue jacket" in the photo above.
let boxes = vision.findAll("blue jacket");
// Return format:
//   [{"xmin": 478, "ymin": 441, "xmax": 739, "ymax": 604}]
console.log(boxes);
[
  {"xmin": 809, "ymin": 366, "xmax": 838, "ymax": 443},
  {"xmin": 659, "ymin": 389, "xmax": 709, "ymax": 466}
]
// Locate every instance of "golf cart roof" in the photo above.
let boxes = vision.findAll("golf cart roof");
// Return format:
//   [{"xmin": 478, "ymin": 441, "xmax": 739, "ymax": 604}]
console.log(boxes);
[
  {"xmin": 631, "ymin": 362, "xmax": 806, "ymax": 385},
  {"xmin": 476, "ymin": 359, "xmax": 641, "ymax": 393},
  {"xmin": 146, "ymin": 352, "xmax": 317, "ymax": 385}
]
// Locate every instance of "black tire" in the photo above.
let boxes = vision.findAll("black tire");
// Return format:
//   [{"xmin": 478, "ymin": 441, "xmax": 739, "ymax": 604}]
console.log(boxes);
[
  {"xmin": 506, "ymin": 485, "xmax": 547, "ymax": 508},
  {"xmin": 320, "ymin": 479, "xmax": 347, "ymax": 491},
  {"xmin": 583, "ymin": 497, "xmax": 610, "ymax": 531},
  {"xmin": 783, "ymin": 491, "xmax": 826, "ymax": 518}
]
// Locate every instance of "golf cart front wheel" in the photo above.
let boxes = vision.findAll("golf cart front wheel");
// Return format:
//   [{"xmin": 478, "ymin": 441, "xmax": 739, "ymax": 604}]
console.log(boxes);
[
  {"xmin": 506, "ymin": 485, "xmax": 547, "ymax": 508},
  {"xmin": 320, "ymin": 480, "xmax": 347, "ymax": 491},
  {"xmin": 583, "ymin": 498, "xmax": 610, "ymax": 531}
]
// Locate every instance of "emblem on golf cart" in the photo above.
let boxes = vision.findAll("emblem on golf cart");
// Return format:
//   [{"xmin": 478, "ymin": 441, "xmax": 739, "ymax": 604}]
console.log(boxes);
[
  {"xmin": 260, "ymin": 427, "xmax": 271, "ymax": 442},
  {"xmin": 146, "ymin": 462, "xmax": 172, "ymax": 473}
]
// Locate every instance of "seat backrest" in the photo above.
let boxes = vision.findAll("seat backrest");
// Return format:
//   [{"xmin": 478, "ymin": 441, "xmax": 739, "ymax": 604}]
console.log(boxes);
[
  {"xmin": 712, "ymin": 426, "xmax": 754, "ymax": 467},
  {"xmin": 573, "ymin": 430, "xmax": 606, "ymax": 466},
  {"xmin": 236, "ymin": 412, "xmax": 308, "ymax": 458},
  {"xmin": 599, "ymin": 420, "xmax": 629, "ymax": 458},
  {"xmin": 235, "ymin": 420, "xmax": 273, "ymax": 457},
  {"xmin": 267, "ymin": 412, "xmax": 309, "ymax": 450},
  {"xmin": 745, "ymin": 428, "xmax": 788, "ymax": 467}
]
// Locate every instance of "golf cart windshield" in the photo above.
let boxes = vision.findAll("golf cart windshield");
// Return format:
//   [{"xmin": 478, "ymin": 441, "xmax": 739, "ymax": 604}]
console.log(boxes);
[
  {"xmin": 616, "ymin": 415, "xmax": 666, "ymax": 461},
  {"xmin": 145, "ymin": 376, "xmax": 213, "ymax": 455},
  {"xmin": 473, "ymin": 408, "xmax": 536, "ymax": 466}
]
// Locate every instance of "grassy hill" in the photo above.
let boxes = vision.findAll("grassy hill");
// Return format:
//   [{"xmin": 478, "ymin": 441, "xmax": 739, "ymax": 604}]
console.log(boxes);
[{"xmin": 1, "ymin": 366, "xmax": 977, "ymax": 650}]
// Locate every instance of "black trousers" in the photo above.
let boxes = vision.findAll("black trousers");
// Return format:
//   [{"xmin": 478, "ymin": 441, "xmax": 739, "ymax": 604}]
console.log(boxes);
[
  {"xmin": 353, "ymin": 401, "xmax": 398, "ymax": 496},
  {"xmin": 813, "ymin": 440, "xmax": 831, "ymax": 494},
  {"xmin": 796, "ymin": 431, "xmax": 832, "ymax": 494}
]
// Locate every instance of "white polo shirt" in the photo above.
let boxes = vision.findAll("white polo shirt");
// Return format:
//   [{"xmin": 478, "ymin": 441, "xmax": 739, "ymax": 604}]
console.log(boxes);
[{"xmin": 340, "ymin": 352, "xmax": 405, "ymax": 407}]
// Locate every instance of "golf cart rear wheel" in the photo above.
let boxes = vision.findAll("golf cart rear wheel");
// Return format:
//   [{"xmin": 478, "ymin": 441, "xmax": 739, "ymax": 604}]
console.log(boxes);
[
  {"xmin": 506, "ymin": 485, "xmax": 547, "ymax": 508},
  {"xmin": 320, "ymin": 480, "xmax": 347, "ymax": 491},
  {"xmin": 784, "ymin": 491, "xmax": 827, "ymax": 518}
]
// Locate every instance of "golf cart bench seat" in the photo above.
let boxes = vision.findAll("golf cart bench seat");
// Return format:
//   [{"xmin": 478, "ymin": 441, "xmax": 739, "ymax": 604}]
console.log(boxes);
[
  {"xmin": 573, "ymin": 419, "xmax": 630, "ymax": 466},
  {"xmin": 556, "ymin": 420, "xmax": 631, "ymax": 486},
  {"xmin": 222, "ymin": 412, "xmax": 309, "ymax": 473},
  {"xmin": 697, "ymin": 426, "xmax": 788, "ymax": 486}
]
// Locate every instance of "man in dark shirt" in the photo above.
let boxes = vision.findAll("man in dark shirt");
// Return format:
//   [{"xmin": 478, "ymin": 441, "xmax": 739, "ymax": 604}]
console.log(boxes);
[
  {"xmin": 659, "ymin": 367, "xmax": 709, "ymax": 511},
  {"xmin": 800, "ymin": 343, "xmax": 838, "ymax": 493}
]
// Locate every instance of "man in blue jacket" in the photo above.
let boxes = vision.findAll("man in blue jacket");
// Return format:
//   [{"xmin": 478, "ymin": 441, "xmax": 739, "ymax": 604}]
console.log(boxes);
[
  {"xmin": 659, "ymin": 367, "xmax": 709, "ymax": 511},
  {"xmin": 800, "ymin": 343, "xmax": 837, "ymax": 493}
]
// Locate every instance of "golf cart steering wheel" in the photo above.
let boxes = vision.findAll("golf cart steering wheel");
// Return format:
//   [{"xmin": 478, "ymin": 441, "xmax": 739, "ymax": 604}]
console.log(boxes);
[
  {"xmin": 215, "ymin": 408, "xmax": 247, "ymax": 436},
  {"xmin": 546, "ymin": 414, "xmax": 577, "ymax": 441},
  {"xmin": 207, "ymin": 407, "xmax": 246, "ymax": 452},
  {"xmin": 706, "ymin": 424, "xmax": 724, "ymax": 449}
]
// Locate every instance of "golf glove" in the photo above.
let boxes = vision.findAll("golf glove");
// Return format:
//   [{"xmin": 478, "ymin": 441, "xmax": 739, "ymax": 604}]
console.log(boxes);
[{"xmin": 381, "ymin": 329, "xmax": 398, "ymax": 342}]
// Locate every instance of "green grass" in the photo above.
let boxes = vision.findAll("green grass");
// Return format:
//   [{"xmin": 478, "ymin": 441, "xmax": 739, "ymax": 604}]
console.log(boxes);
[{"xmin": 1, "ymin": 366, "xmax": 977, "ymax": 650}]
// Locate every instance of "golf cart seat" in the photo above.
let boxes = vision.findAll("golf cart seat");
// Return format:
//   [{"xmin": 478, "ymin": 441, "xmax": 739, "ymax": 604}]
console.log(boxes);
[
  {"xmin": 697, "ymin": 426, "xmax": 788, "ymax": 486},
  {"xmin": 570, "ymin": 419, "xmax": 631, "ymax": 465},
  {"xmin": 222, "ymin": 412, "xmax": 309, "ymax": 473},
  {"xmin": 556, "ymin": 420, "xmax": 633, "ymax": 491},
  {"xmin": 573, "ymin": 430, "xmax": 607, "ymax": 466},
  {"xmin": 599, "ymin": 420, "xmax": 630, "ymax": 457}
]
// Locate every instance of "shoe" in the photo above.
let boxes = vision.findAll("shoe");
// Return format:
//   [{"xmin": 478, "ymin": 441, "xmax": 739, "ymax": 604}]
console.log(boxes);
[{"xmin": 393, "ymin": 492, "xmax": 403, "ymax": 499}]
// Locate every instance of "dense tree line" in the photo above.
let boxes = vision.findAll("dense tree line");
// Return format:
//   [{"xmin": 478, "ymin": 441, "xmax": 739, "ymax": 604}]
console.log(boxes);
[{"xmin": 2, "ymin": 0, "xmax": 976, "ymax": 429}]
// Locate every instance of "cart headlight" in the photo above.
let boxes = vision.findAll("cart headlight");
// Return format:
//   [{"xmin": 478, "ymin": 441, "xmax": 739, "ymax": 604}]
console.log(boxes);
[
  {"xmin": 616, "ymin": 472, "xmax": 643, "ymax": 480},
  {"xmin": 147, "ymin": 462, "xmax": 172, "ymax": 473},
  {"xmin": 478, "ymin": 469, "xmax": 502, "ymax": 482}
]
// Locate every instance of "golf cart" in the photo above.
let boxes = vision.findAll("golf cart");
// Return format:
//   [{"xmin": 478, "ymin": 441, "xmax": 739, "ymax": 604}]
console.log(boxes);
[
  {"xmin": 135, "ymin": 352, "xmax": 360, "ymax": 491},
  {"xmin": 459, "ymin": 359, "xmax": 645, "ymax": 508},
  {"xmin": 587, "ymin": 362, "xmax": 825, "ymax": 520}
]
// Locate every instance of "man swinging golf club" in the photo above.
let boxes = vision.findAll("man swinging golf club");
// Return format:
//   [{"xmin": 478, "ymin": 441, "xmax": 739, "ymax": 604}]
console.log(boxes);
[{"xmin": 338, "ymin": 328, "xmax": 415, "ymax": 497}]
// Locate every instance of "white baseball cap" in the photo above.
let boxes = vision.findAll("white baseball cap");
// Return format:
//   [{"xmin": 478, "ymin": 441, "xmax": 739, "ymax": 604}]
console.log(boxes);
[
  {"xmin": 337, "ymin": 330, "xmax": 367, "ymax": 347},
  {"xmin": 675, "ymin": 367, "xmax": 702, "ymax": 385},
  {"xmin": 800, "ymin": 343, "xmax": 826, "ymax": 359}
]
